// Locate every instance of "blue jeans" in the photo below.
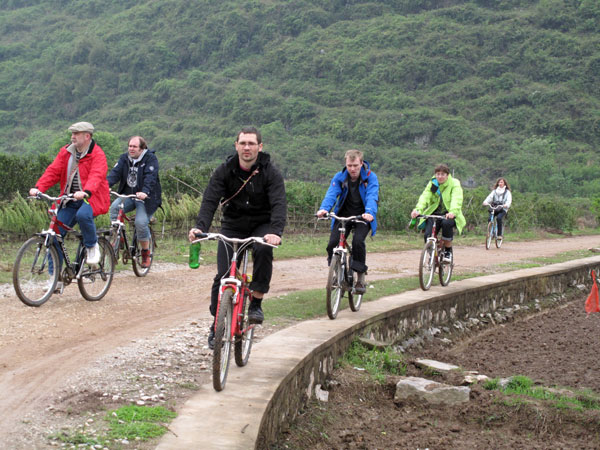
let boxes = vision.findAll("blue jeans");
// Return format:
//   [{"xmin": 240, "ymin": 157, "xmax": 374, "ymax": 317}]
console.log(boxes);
[
  {"xmin": 110, "ymin": 198, "xmax": 151, "ymax": 241},
  {"xmin": 51, "ymin": 200, "xmax": 98, "ymax": 273}
]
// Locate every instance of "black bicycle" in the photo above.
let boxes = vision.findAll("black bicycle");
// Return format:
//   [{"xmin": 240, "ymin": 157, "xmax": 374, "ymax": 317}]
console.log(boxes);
[
  {"xmin": 108, "ymin": 191, "xmax": 155, "ymax": 277},
  {"xmin": 13, "ymin": 193, "xmax": 115, "ymax": 306}
]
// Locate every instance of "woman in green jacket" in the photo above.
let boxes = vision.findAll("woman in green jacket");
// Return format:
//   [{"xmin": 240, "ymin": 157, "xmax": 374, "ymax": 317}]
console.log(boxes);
[{"xmin": 410, "ymin": 164, "xmax": 466, "ymax": 262}]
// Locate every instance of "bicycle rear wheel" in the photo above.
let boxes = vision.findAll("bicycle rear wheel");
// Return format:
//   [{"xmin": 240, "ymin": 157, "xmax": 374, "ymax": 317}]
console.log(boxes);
[
  {"xmin": 348, "ymin": 270, "xmax": 363, "ymax": 312},
  {"xmin": 13, "ymin": 237, "xmax": 60, "ymax": 307},
  {"xmin": 234, "ymin": 289, "xmax": 253, "ymax": 367},
  {"xmin": 439, "ymin": 251, "xmax": 453, "ymax": 286},
  {"xmin": 326, "ymin": 254, "xmax": 343, "ymax": 320},
  {"xmin": 132, "ymin": 228, "xmax": 155, "ymax": 277},
  {"xmin": 78, "ymin": 238, "xmax": 115, "ymax": 301},
  {"xmin": 485, "ymin": 221, "xmax": 493, "ymax": 250},
  {"xmin": 419, "ymin": 241, "xmax": 436, "ymax": 291},
  {"xmin": 213, "ymin": 289, "xmax": 234, "ymax": 391}
]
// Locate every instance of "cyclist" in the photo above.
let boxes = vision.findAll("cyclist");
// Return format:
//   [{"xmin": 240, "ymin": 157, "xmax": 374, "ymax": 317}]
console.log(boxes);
[
  {"xmin": 482, "ymin": 177, "xmax": 512, "ymax": 243},
  {"xmin": 316, "ymin": 149, "xmax": 379, "ymax": 294},
  {"xmin": 411, "ymin": 163, "xmax": 465, "ymax": 262},
  {"xmin": 29, "ymin": 122, "xmax": 110, "ymax": 272},
  {"xmin": 107, "ymin": 136, "xmax": 162, "ymax": 268},
  {"xmin": 188, "ymin": 126, "xmax": 286, "ymax": 349}
]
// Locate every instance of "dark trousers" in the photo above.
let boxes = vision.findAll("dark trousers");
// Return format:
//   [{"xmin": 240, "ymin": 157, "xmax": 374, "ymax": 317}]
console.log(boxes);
[
  {"xmin": 424, "ymin": 217, "xmax": 456, "ymax": 243},
  {"xmin": 494, "ymin": 210, "xmax": 507, "ymax": 236},
  {"xmin": 326, "ymin": 221, "xmax": 370, "ymax": 273},
  {"xmin": 210, "ymin": 222, "xmax": 273, "ymax": 317}
]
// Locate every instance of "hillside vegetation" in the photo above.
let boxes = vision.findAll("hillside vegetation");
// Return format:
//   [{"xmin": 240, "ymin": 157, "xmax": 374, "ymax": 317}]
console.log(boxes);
[{"xmin": 0, "ymin": 0, "xmax": 599, "ymax": 196}]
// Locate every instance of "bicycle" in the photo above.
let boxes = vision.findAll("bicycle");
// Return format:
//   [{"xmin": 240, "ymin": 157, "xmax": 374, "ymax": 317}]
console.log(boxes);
[
  {"xmin": 416, "ymin": 214, "xmax": 453, "ymax": 291},
  {"xmin": 192, "ymin": 232, "xmax": 277, "ymax": 392},
  {"xmin": 108, "ymin": 191, "xmax": 156, "ymax": 277},
  {"xmin": 13, "ymin": 193, "xmax": 115, "ymax": 306},
  {"xmin": 318, "ymin": 213, "xmax": 366, "ymax": 320},
  {"xmin": 486, "ymin": 204, "xmax": 504, "ymax": 250}
]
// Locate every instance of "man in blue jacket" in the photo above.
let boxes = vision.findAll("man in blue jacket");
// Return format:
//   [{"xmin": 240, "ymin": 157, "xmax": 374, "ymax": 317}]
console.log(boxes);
[
  {"xmin": 317, "ymin": 150, "xmax": 379, "ymax": 293},
  {"xmin": 107, "ymin": 136, "xmax": 162, "ymax": 268}
]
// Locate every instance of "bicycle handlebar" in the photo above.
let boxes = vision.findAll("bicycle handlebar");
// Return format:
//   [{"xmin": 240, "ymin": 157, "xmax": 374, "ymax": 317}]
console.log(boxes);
[
  {"xmin": 415, "ymin": 214, "xmax": 447, "ymax": 220},
  {"xmin": 110, "ymin": 191, "xmax": 147, "ymax": 201},
  {"xmin": 29, "ymin": 192, "xmax": 76, "ymax": 203},
  {"xmin": 192, "ymin": 232, "xmax": 279, "ymax": 249},
  {"xmin": 316, "ymin": 212, "xmax": 367, "ymax": 225}
]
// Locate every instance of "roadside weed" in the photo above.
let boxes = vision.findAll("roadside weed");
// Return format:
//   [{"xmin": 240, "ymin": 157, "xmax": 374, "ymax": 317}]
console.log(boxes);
[
  {"xmin": 106, "ymin": 405, "xmax": 177, "ymax": 440},
  {"xmin": 340, "ymin": 340, "xmax": 406, "ymax": 383}
]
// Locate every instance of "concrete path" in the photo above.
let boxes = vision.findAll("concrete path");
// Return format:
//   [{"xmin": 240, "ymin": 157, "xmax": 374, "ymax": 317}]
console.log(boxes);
[{"xmin": 156, "ymin": 257, "xmax": 600, "ymax": 449}]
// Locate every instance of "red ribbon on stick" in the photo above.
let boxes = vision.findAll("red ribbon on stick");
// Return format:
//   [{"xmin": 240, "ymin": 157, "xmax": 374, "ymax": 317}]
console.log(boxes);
[{"xmin": 585, "ymin": 269, "xmax": 600, "ymax": 314}]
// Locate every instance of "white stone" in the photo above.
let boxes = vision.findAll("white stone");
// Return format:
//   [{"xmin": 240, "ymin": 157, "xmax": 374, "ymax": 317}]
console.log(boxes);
[
  {"xmin": 315, "ymin": 384, "xmax": 329, "ymax": 402},
  {"xmin": 415, "ymin": 359, "xmax": 460, "ymax": 372},
  {"xmin": 395, "ymin": 377, "xmax": 470, "ymax": 405}
]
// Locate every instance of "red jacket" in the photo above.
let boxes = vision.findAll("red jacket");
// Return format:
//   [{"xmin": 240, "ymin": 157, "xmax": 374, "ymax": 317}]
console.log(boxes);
[{"xmin": 36, "ymin": 141, "xmax": 110, "ymax": 216}]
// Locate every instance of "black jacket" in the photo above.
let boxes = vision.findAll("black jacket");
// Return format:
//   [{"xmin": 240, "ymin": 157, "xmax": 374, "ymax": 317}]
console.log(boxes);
[
  {"xmin": 195, "ymin": 152, "xmax": 286, "ymax": 236},
  {"xmin": 106, "ymin": 149, "xmax": 162, "ymax": 215}
]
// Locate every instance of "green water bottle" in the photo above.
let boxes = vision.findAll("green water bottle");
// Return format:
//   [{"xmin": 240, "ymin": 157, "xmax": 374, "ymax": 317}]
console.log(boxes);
[
  {"xmin": 189, "ymin": 242, "xmax": 201, "ymax": 269},
  {"xmin": 408, "ymin": 217, "xmax": 417, "ymax": 229}
]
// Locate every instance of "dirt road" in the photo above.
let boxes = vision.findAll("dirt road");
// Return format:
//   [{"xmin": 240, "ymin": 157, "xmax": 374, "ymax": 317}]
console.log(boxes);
[{"xmin": 0, "ymin": 235, "xmax": 596, "ymax": 443}]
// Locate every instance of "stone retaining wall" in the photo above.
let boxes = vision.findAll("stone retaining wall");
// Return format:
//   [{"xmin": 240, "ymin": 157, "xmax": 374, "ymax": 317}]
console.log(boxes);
[{"xmin": 256, "ymin": 258, "xmax": 599, "ymax": 448}]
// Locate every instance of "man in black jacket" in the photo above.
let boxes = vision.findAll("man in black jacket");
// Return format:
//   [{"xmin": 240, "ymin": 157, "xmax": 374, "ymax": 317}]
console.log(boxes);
[
  {"xmin": 188, "ymin": 126, "xmax": 286, "ymax": 349},
  {"xmin": 107, "ymin": 136, "xmax": 162, "ymax": 268}
]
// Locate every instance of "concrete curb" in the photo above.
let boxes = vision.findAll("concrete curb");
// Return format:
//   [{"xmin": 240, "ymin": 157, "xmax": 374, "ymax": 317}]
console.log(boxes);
[{"xmin": 157, "ymin": 256, "xmax": 600, "ymax": 449}]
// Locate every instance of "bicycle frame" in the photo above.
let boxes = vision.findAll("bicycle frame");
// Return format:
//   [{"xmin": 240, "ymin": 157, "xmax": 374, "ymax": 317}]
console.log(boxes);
[
  {"xmin": 40, "ymin": 197, "xmax": 86, "ymax": 281},
  {"xmin": 489, "ymin": 211, "xmax": 498, "ymax": 238}
]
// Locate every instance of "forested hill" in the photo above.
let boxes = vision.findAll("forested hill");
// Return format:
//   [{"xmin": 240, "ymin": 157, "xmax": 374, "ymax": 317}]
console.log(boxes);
[{"xmin": 0, "ymin": 0, "xmax": 598, "ymax": 195}]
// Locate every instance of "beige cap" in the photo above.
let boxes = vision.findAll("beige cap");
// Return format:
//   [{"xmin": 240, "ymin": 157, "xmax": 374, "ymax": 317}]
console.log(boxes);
[{"xmin": 68, "ymin": 121, "xmax": 94, "ymax": 134}]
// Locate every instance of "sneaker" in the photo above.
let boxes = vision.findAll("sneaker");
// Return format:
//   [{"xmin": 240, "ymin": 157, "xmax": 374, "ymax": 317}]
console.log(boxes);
[
  {"xmin": 442, "ymin": 250, "xmax": 452, "ymax": 263},
  {"xmin": 53, "ymin": 281, "xmax": 64, "ymax": 294},
  {"xmin": 248, "ymin": 301, "xmax": 264, "ymax": 325},
  {"xmin": 141, "ymin": 249, "xmax": 151, "ymax": 268},
  {"xmin": 354, "ymin": 272, "xmax": 367, "ymax": 294},
  {"xmin": 86, "ymin": 242, "xmax": 100, "ymax": 265},
  {"xmin": 208, "ymin": 323, "xmax": 215, "ymax": 350}
]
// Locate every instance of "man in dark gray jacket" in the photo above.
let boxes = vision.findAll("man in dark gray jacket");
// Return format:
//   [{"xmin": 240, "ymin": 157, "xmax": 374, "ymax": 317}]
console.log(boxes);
[
  {"xmin": 107, "ymin": 136, "xmax": 162, "ymax": 268},
  {"xmin": 188, "ymin": 126, "xmax": 286, "ymax": 348}
]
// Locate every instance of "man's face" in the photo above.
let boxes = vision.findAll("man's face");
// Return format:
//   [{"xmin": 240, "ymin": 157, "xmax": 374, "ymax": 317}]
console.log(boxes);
[
  {"xmin": 435, "ymin": 171, "xmax": 448, "ymax": 185},
  {"xmin": 346, "ymin": 157, "xmax": 362, "ymax": 181},
  {"xmin": 128, "ymin": 137, "xmax": 144, "ymax": 159},
  {"xmin": 71, "ymin": 132, "xmax": 91, "ymax": 152},
  {"xmin": 235, "ymin": 132, "xmax": 262, "ymax": 166}
]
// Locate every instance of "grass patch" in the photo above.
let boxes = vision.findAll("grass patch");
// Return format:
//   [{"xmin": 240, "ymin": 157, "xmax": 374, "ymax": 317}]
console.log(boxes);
[
  {"xmin": 339, "ymin": 339, "xmax": 406, "ymax": 383},
  {"xmin": 484, "ymin": 375, "xmax": 600, "ymax": 412},
  {"xmin": 106, "ymin": 405, "xmax": 177, "ymax": 441},
  {"xmin": 48, "ymin": 405, "xmax": 177, "ymax": 447}
]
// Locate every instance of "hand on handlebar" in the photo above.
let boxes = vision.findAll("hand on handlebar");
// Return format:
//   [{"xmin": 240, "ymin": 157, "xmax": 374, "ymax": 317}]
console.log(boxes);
[
  {"xmin": 316, "ymin": 209, "xmax": 328, "ymax": 218},
  {"xmin": 362, "ymin": 213, "xmax": 374, "ymax": 222},
  {"xmin": 446, "ymin": 212, "xmax": 456, "ymax": 219},
  {"xmin": 136, "ymin": 192, "xmax": 148, "ymax": 201},
  {"xmin": 29, "ymin": 188, "xmax": 40, "ymax": 197},
  {"xmin": 188, "ymin": 227, "xmax": 203, "ymax": 242},
  {"xmin": 411, "ymin": 209, "xmax": 420, "ymax": 219}
]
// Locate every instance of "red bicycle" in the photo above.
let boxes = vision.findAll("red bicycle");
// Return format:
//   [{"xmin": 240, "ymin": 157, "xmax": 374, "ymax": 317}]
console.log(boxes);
[
  {"xmin": 318, "ymin": 213, "xmax": 366, "ymax": 319},
  {"xmin": 192, "ymin": 232, "xmax": 277, "ymax": 391}
]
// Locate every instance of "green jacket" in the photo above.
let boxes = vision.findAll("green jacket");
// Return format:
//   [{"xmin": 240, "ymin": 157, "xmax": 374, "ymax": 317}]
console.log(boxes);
[{"xmin": 415, "ymin": 174, "xmax": 466, "ymax": 234}]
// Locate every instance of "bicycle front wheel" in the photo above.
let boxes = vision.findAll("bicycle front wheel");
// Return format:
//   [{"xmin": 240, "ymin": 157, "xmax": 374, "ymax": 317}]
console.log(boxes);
[
  {"xmin": 234, "ymin": 289, "xmax": 254, "ymax": 367},
  {"xmin": 348, "ymin": 271, "xmax": 363, "ymax": 312},
  {"xmin": 78, "ymin": 238, "xmax": 115, "ymax": 301},
  {"xmin": 132, "ymin": 228, "xmax": 155, "ymax": 277},
  {"xmin": 213, "ymin": 288, "xmax": 234, "ymax": 391},
  {"xmin": 13, "ymin": 237, "xmax": 60, "ymax": 307},
  {"xmin": 108, "ymin": 226, "xmax": 121, "ymax": 261},
  {"xmin": 439, "ymin": 251, "xmax": 453, "ymax": 286},
  {"xmin": 419, "ymin": 241, "xmax": 436, "ymax": 291},
  {"xmin": 326, "ymin": 254, "xmax": 343, "ymax": 320},
  {"xmin": 486, "ymin": 221, "xmax": 493, "ymax": 250}
]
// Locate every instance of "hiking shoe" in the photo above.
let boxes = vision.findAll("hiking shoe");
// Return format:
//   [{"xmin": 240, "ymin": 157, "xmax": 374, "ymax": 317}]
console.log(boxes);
[
  {"xmin": 141, "ymin": 249, "xmax": 151, "ymax": 268},
  {"xmin": 442, "ymin": 250, "xmax": 452, "ymax": 263},
  {"xmin": 208, "ymin": 323, "xmax": 215, "ymax": 350},
  {"xmin": 354, "ymin": 272, "xmax": 367, "ymax": 294},
  {"xmin": 248, "ymin": 301, "xmax": 264, "ymax": 325},
  {"xmin": 86, "ymin": 242, "xmax": 100, "ymax": 265}
]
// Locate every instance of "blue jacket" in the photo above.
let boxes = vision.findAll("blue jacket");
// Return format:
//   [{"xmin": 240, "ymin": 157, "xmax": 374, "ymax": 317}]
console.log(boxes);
[
  {"xmin": 319, "ymin": 161, "xmax": 379, "ymax": 235},
  {"xmin": 107, "ymin": 149, "xmax": 162, "ymax": 216}
]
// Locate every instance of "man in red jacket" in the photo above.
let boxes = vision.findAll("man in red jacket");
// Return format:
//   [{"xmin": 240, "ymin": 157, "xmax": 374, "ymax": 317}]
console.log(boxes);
[{"xmin": 29, "ymin": 122, "xmax": 110, "ymax": 268}]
